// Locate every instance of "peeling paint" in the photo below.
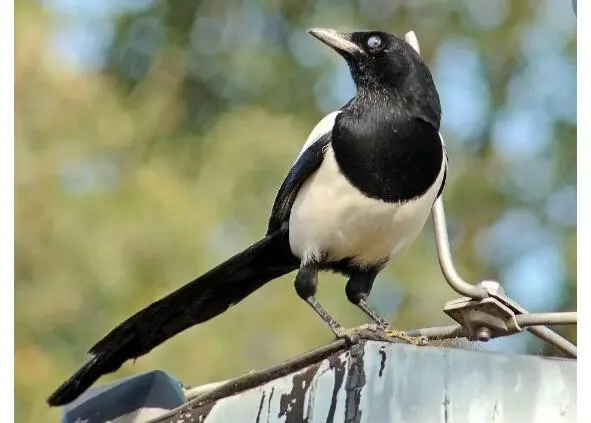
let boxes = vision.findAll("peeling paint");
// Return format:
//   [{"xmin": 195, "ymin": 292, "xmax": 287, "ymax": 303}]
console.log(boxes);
[
  {"xmin": 344, "ymin": 345, "xmax": 366, "ymax": 423},
  {"xmin": 255, "ymin": 392, "xmax": 266, "ymax": 423},
  {"xmin": 378, "ymin": 345, "xmax": 387, "ymax": 377},
  {"xmin": 442, "ymin": 394, "xmax": 451, "ymax": 423},
  {"xmin": 278, "ymin": 363, "xmax": 320, "ymax": 422},
  {"xmin": 266, "ymin": 388, "xmax": 275, "ymax": 423},
  {"xmin": 325, "ymin": 355, "xmax": 346, "ymax": 423}
]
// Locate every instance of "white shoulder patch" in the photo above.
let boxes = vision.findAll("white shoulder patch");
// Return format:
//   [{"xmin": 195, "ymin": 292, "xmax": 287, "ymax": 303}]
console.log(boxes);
[{"xmin": 295, "ymin": 110, "xmax": 341, "ymax": 162}]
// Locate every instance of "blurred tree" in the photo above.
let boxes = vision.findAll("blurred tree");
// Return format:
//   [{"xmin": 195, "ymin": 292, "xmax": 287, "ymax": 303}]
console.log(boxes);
[{"xmin": 15, "ymin": 0, "xmax": 576, "ymax": 422}]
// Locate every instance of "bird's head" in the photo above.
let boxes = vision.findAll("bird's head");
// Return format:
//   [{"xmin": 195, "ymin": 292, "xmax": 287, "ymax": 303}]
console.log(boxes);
[{"xmin": 308, "ymin": 28, "xmax": 430, "ymax": 93}]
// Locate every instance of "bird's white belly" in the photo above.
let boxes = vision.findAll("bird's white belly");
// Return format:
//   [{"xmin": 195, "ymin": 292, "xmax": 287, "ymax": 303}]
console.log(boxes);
[{"xmin": 289, "ymin": 147, "xmax": 445, "ymax": 266}]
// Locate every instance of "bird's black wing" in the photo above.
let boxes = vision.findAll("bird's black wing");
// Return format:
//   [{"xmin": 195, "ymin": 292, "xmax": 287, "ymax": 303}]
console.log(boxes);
[{"xmin": 267, "ymin": 132, "xmax": 331, "ymax": 234}]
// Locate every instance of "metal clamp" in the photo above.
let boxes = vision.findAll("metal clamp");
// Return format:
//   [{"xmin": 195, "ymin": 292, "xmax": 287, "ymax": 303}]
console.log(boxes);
[{"xmin": 444, "ymin": 282, "xmax": 516, "ymax": 342}]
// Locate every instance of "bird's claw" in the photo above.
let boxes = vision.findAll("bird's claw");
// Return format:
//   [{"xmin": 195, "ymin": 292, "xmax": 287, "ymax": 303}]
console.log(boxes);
[
  {"xmin": 333, "ymin": 326, "xmax": 362, "ymax": 344},
  {"xmin": 333, "ymin": 324, "xmax": 382, "ymax": 344}
]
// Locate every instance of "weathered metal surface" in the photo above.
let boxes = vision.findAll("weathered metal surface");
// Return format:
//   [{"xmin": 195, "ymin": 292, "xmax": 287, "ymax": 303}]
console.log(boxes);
[
  {"xmin": 60, "ymin": 339, "xmax": 575, "ymax": 423},
  {"xmin": 152, "ymin": 340, "xmax": 576, "ymax": 423}
]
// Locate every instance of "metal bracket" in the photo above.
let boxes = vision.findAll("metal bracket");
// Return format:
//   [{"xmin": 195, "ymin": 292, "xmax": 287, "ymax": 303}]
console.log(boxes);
[{"xmin": 444, "ymin": 290, "xmax": 517, "ymax": 342}]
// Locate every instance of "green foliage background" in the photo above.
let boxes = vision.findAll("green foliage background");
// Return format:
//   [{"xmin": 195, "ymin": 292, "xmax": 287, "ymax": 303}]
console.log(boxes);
[{"xmin": 15, "ymin": 1, "xmax": 576, "ymax": 421}]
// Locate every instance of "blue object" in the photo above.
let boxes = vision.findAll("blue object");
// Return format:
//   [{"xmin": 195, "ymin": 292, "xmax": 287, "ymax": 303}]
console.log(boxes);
[{"xmin": 61, "ymin": 370, "xmax": 185, "ymax": 423}]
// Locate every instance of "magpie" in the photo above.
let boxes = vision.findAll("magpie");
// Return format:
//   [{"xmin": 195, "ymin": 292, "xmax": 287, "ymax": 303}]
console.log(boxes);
[{"xmin": 47, "ymin": 28, "xmax": 447, "ymax": 407}]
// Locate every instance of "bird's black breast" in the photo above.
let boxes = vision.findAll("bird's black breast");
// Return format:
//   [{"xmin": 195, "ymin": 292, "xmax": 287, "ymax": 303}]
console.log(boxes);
[{"xmin": 331, "ymin": 108, "xmax": 443, "ymax": 203}]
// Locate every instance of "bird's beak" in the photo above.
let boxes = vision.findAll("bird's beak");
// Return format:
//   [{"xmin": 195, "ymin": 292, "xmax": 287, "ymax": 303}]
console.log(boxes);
[{"xmin": 308, "ymin": 28, "xmax": 365, "ymax": 56}]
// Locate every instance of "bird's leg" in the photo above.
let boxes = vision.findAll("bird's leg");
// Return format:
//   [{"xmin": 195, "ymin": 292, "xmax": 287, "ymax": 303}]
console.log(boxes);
[
  {"xmin": 294, "ymin": 265, "xmax": 360, "ymax": 343},
  {"xmin": 345, "ymin": 271, "xmax": 428, "ymax": 345}
]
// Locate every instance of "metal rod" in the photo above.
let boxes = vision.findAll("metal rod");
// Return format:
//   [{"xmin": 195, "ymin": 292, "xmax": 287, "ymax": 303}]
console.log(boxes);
[
  {"xmin": 493, "ymin": 293, "xmax": 577, "ymax": 357},
  {"xmin": 404, "ymin": 316, "xmax": 577, "ymax": 355},
  {"xmin": 431, "ymin": 198, "xmax": 487, "ymax": 299},
  {"xmin": 184, "ymin": 379, "xmax": 232, "ymax": 400},
  {"xmin": 405, "ymin": 325, "xmax": 467, "ymax": 339},
  {"xmin": 516, "ymin": 312, "xmax": 577, "ymax": 328},
  {"xmin": 526, "ymin": 326, "xmax": 577, "ymax": 357}
]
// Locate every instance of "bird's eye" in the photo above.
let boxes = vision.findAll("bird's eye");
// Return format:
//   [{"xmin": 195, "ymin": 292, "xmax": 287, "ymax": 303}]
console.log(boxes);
[{"xmin": 367, "ymin": 35, "xmax": 382, "ymax": 50}]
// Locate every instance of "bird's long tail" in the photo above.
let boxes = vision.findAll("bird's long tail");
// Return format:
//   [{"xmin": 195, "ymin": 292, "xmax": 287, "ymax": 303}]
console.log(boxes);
[{"xmin": 47, "ymin": 228, "xmax": 299, "ymax": 407}]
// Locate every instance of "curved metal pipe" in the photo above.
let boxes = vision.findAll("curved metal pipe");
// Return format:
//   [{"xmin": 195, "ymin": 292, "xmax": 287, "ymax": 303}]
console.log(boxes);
[{"xmin": 431, "ymin": 198, "xmax": 488, "ymax": 299}]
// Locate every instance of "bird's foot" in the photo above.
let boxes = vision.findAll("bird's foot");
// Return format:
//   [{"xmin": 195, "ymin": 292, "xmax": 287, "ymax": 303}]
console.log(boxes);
[
  {"xmin": 353, "ymin": 299, "xmax": 428, "ymax": 345},
  {"xmin": 332, "ymin": 324, "xmax": 381, "ymax": 344}
]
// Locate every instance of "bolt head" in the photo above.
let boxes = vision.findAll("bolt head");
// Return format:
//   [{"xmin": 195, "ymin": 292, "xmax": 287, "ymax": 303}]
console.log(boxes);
[{"xmin": 475, "ymin": 326, "xmax": 492, "ymax": 342}]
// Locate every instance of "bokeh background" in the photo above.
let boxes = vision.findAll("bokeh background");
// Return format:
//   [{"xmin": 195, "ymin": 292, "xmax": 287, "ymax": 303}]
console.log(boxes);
[{"xmin": 15, "ymin": 0, "xmax": 576, "ymax": 421}]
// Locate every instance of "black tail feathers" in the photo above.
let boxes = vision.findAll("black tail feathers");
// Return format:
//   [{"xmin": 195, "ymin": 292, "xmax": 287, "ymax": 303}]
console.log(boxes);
[{"xmin": 47, "ymin": 229, "xmax": 299, "ymax": 407}]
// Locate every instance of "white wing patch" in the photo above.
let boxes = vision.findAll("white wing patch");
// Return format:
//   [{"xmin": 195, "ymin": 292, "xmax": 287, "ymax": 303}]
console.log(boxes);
[{"xmin": 295, "ymin": 110, "xmax": 341, "ymax": 163}]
